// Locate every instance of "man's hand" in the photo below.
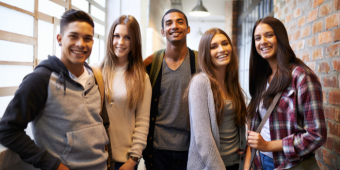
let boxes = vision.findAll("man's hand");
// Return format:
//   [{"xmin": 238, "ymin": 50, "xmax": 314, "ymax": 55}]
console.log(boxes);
[
  {"xmin": 56, "ymin": 163, "xmax": 69, "ymax": 170},
  {"xmin": 119, "ymin": 158, "xmax": 138, "ymax": 170}
]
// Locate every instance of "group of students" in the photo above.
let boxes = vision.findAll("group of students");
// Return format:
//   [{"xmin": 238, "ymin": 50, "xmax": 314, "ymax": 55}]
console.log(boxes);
[{"xmin": 0, "ymin": 7, "xmax": 326, "ymax": 170}]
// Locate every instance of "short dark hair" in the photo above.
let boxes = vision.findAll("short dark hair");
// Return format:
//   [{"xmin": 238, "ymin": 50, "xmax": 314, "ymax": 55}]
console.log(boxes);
[
  {"xmin": 60, "ymin": 9, "xmax": 94, "ymax": 34},
  {"xmin": 161, "ymin": 9, "xmax": 188, "ymax": 30}
]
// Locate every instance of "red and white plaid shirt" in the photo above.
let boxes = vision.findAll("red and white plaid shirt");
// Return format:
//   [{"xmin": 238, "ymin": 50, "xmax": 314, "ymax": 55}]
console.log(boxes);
[{"xmin": 250, "ymin": 65, "xmax": 327, "ymax": 170}]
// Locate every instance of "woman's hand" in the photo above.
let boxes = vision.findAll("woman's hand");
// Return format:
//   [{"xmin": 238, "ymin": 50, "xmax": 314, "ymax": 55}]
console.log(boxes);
[
  {"xmin": 247, "ymin": 130, "xmax": 269, "ymax": 151},
  {"xmin": 119, "ymin": 158, "xmax": 138, "ymax": 170},
  {"xmin": 247, "ymin": 130, "xmax": 283, "ymax": 152}
]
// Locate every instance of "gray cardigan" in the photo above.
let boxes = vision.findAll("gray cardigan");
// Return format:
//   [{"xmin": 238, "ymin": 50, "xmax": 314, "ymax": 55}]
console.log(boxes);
[{"xmin": 187, "ymin": 73, "xmax": 246, "ymax": 170}]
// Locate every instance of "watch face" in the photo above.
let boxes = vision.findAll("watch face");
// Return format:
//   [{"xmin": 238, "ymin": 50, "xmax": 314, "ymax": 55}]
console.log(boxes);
[{"xmin": 130, "ymin": 156, "xmax": 139, "ymax": 163}]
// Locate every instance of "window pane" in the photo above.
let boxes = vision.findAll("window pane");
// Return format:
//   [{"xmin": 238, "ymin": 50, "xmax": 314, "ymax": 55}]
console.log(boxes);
[
  {"xmin": 72, "ymin": 0, "xmax": 89, "ymax": 13},
  {"xmin": 38, "ymin": 20, "xmax": 54, "ymax": 60},
  {"xmin": 91, "ymin": 5, "xmax": 105, "ymax": 22},
  {"xmin": 89, "ymin": 37, "xmax": 99, "ymax": 64},
  {"xmin": 0, "ymin": 6, "xmax": 34, "ymax": 37},
  {"xmin": 94, "ymin": 0, "xmax": 105, "ymax": 8},
  {"xmin": 0, "ymin": 65, "xmax": 33, "ymax": 87},
  {"xmin": 94, "ymin": 22, "xmax": 105, "ymax": 36},
  {"xmin": 39, "ymin": 0, "xmax": 65, "ymax": 19},
  {"xmin": 0, "ymin": 40, "xmax": 34, "ymax": 62},
  {"xmin": 0, "ymin": 0, "xmax": 35, "ymax": 12},
  {"xmin": 0, "ymin": 96, "xmax": 13, "ymax": 118},
  {"xmin": 99, "ymin": 39, "xmax": 105, "ymax": 62}
]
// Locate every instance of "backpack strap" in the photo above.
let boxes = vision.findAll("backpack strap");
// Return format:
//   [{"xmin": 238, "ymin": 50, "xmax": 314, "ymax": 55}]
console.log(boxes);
[
  {"xmin": 193, "ymin": 50, "xmax": 198, "ymax": 70},
  {"xmin": 150, "ymin": 49, "xmax": 165, "ymax": 88},
  {"xmin": 189, "ymin": 49, "xmax": 198, "ymax": 74},
  {"xmin": 91, "ymin": 66, "xmax": 104, "ymax": 111}
]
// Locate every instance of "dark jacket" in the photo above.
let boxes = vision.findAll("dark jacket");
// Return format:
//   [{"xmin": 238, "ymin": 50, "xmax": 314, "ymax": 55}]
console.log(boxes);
[{"xmin": 142, "ymin": 48, "xmax": 197, "ymax": 169}]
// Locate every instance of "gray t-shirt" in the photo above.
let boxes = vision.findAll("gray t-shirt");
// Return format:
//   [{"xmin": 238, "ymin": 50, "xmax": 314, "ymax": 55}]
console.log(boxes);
[
  {"xmin": 220, "ymin": 100, "xmax": 239, "ymax": 166},
  {"xmin": 153, "ymin": 51, "xmax": 191, "ymax": 151}
]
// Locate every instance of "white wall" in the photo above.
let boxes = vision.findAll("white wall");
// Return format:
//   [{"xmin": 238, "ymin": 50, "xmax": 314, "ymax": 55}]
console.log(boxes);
[
  {"xmin": 106, "ymin": 0, "xmax": 149, "ymax": 59},
  {"xmin": 147, "ymin": 0, "xmax": 171, "ymax": 56},
  {"xmin": 186, "ymin": 20, "xmax": 226, "ymax": 51}
]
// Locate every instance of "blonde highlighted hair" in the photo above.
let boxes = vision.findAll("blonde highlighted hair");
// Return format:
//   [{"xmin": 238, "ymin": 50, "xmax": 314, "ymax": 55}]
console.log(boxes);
[{"xmin": 100, "ymin": 15, "xmax": 145, "ymax": 109}]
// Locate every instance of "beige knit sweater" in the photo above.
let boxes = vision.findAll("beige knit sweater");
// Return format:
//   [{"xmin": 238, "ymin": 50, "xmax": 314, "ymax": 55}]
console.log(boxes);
[{"xmin": 105, "ymin": 65, "xmax": 152, "ymax": 163}]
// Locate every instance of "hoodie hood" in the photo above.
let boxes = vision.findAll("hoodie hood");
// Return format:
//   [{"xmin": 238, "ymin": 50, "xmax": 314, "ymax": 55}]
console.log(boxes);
[{"xmin": 34, "ymin": 55, "xmax": 90, "ymax": 95}]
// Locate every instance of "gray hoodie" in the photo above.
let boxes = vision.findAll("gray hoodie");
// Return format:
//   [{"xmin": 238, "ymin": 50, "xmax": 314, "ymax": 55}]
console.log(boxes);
[{"xmin": 0, "ymin": 56, "xmax": 109, "ymax": 170}]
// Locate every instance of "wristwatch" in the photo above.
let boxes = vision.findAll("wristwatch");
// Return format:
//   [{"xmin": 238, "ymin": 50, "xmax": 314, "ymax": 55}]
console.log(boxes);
[{"xmin": 130, "ymin": 156, "xmax": 140, "ymax": 163}]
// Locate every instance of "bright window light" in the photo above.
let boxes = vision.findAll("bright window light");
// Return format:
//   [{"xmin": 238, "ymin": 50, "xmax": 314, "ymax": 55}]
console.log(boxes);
[
  {"xmin": 89, "ymin": 37, "xmax": 99, "ymax": 64},
  {"xmin": 72, "ymin": 0, "xmax": 89, "ymax": 13},
  {"xmin": 39, "ymin": 0, "xmax": 65, "ymax": 19},
  {"xmin": 0, "ymin": 65, "xmax": 33, "ymax": 87},
  {"xmin": 0, "ymin": 0, "xmax": 35, "ymax": 12},
  {"xmin": 38, "ymin": 20, "xmax": 53, "ymax": 60},
  {"xmin": 0, "ymin": 40, "xmax": 34, "ymax": 62},
  {"xmin": 91, "ymin": 5, "xmax": 105, "ymax": 22},
  {"xmin": 94, "ymin": 22, "xmax": 105, "ymax": 36},
  {"xmin": 94, "ymin": 0, "xmax": 105, "ymax": 8},
  {"xmin": 0, "ymin": 6, "xmax": 34, "ymax": 37}
]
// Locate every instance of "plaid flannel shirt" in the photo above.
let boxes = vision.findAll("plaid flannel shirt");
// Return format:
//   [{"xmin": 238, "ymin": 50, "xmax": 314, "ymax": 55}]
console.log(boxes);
[{"xmin": 250, "ymin": 65, "xmax": 327, "ymax": 170}]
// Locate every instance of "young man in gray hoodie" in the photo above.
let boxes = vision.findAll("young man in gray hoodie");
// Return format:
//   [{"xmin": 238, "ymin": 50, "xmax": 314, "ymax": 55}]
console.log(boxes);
[{"xmin": 0, "ymin": 9, "xmax": 110, "ymax": 170}]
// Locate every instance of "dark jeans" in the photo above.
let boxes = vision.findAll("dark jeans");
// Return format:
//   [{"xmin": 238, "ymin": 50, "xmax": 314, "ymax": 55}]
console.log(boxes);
[
  {"xmin": 226, "ymin": 163, "xmax": 239, "ymax": 170},
  {"xmin": 260, "ymin": 152, "xmax": 275, "ymax": 170},
  {"xmin": 114, "ymin": 162, "xmax": 138, "ymax": 170},
  {"xmin": 146, "ymin": 149, "xmax": 188, "ymax": 170}
]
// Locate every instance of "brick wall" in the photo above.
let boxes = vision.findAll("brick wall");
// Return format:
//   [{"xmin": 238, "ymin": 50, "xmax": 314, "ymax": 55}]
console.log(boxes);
[{"xmin": 274, "ymin": 0, "xmax": 340, "ymax": 169}]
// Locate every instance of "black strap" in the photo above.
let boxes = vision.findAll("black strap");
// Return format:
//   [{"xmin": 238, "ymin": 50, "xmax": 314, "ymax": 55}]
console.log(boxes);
[
  {"xmin": 249, "ymin": 92, "xmax": 282, "ymax": 170},
  {"xmin": 189, "ymin": 48, "xmax": 196, "ymax": 75}
]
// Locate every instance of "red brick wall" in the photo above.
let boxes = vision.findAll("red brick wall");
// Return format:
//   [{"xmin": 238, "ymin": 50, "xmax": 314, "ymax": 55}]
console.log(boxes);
[{"xmin": 274, "ymin": 0, "xmax": 340, "ymax": 169}]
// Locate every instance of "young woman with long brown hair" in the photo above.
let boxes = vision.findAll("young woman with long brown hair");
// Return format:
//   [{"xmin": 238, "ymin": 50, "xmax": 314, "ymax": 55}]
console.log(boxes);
[
  {"xmin": 100, "ymin": 15, "xmax": 152, "ymax": 170},
  {"xmin": 244, "ymin": 16, "xmax": 326, "ymax": 170},
  {"xmin": 187, "ymin": 28, "xmax": 247, "ymax": 170}
]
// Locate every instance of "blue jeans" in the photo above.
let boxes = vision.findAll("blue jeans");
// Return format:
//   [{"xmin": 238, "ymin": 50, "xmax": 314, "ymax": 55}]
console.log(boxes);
[
  {"xmin": 114, "ymin": 162, "xmax": 138, "ymax": 170},
  {"xmin": 260, "ymin": 152, "xmax": 275, "ymax": 170},
  {"xmin": 146, "ymin": 149, "xmax": 188, "ymax": 170}
]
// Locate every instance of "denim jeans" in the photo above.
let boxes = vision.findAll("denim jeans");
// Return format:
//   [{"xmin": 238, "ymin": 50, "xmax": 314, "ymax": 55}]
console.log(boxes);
[
  {"xmin": 114, "ymin": 162, "xmax": 138, "ymax": 170},
  {"xmin": 145, "ymin": 149, "xmax": 188, "ymax": 170},
  {"xmin": 260, "ymin": 152, "xmax": 275, "ymax": 170}
]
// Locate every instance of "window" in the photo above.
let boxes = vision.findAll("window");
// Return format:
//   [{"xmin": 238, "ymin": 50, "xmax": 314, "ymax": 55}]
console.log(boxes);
[
  {"xmin": 0, "ymin": 0, "xmax": 107, "ymax": 119},
  {"xmin": 237, "ymin": 0, "xmax": 274, "ymax": 101}
]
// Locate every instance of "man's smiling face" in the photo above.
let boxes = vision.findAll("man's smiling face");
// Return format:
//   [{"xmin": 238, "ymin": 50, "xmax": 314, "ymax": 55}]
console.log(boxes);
[
  {"xmin": 57, "ymin": 21, "xmax": 94, "ymax": 67},
  {"xmin": 161, "ymin": 12, "xmax": 190, "ymax": 44}
]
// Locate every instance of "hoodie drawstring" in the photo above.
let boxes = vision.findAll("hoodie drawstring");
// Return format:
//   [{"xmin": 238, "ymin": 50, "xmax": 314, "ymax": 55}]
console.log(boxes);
[{"xmin": 57, "ymin": 71, "xmax": 66, "ymax": 95}]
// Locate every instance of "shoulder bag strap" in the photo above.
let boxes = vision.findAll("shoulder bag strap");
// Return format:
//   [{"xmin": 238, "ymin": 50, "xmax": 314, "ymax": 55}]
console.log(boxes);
[
  {"xmin": 150, "ymin": 49, "xmax": 165, "ymax": 88},
  {"xmin": 91, "ymin": 66, "xmax": 104, "ymax": 112},
  {"xmin": 249, "ymin": 91, "xmax": 282, "ymax": 170}
]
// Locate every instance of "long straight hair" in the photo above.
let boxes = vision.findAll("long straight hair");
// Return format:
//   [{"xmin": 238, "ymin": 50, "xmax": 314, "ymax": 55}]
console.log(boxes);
[
  {"xmin": 100, "ymin": 15, "xmax": 145, "ymax": 109},
  {"xmin": 248, "ymin": 16, "xmax": 312, "ymax": 118},
  {"xmin": 195, "ymin": 28, "xmax": 247, "ymax": 126}
]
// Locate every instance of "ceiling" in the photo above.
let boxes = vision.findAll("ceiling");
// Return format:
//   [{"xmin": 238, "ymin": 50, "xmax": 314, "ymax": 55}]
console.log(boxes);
[{"xmin": 172, "ymin": 0, "xmax": 235, "ymax": 22}]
